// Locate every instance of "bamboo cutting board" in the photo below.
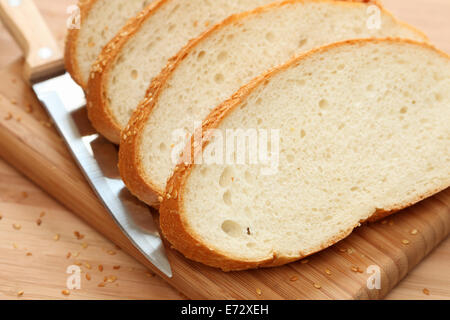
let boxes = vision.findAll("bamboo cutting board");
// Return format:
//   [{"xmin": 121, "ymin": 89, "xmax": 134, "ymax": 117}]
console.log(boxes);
[{"xmin": 0, "ymin": 0, "xmax": 449, "ymax": 299}]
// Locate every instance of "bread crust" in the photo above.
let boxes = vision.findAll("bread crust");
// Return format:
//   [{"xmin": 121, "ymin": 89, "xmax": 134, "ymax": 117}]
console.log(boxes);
[
  {"xmin": 118, "ymin": 0, "xmax": 429, "ymax": 207},
  {"xmin": 64, "ymin": 0, "xmax": 98, "ymax": 88},
  {"xmin": 86, "ymin": 0, "xmax": 168, "ymax": 144},
  {"xmin": 158, "ymin": 39, "xmax": 450, "ymax": 271}
]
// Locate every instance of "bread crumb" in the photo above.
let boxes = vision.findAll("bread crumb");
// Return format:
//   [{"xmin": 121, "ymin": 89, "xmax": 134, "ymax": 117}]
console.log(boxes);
[
  {"xmin": 22, "ymin": 192, "xmax": 28, "ymax": 198},
  {"xmin": 81, "ymin": 242, "xmax": 88, "ymax": 249},
  {"xmin": 84, "ymin": 262, "xmax": 92, "ymax": 270},
  {"xmin": 17, "ymin": 290, "xmax": 24, "ymax": 297},
  {"xmin": 66, "ymin": 252, "xmax": 71, "ymax": 259},
  {"xmin": 40, "ymin": 211, "xmax": 46, "ymax": 218},
  {"xmin": 423, "ymin": 288, "xmax": 430, "ymax": 296}
]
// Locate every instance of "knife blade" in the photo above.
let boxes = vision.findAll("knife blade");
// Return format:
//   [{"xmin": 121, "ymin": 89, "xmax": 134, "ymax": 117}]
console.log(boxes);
[{"xmin": 0, "ymin": 0, "xmax": 172, "ymax": 278}]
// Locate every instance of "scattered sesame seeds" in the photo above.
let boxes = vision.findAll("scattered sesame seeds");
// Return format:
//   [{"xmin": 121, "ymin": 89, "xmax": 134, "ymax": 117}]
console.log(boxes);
[
  {"xmin": 423, "ymin": 288, "xmax": 430, "ymax": 296},
  {"xmin": 106, "ymin": 275, "xmax": 117, "ymax": 283},
  {"xmin": 256, "ymin": 288, "xmax": 262, "ymax": 295},
  {"xmin": 74, "ymin": 231, "xmax": 84, "ymax": 240},
  {"xmin": 313, "ymin": 283, "xmax": 322, "ymax": 289},
  {"xmin": 53, "ymin": 234, "xmax": 60, "ymax": 241},
  {"xmin": 61, "ymin": 290, "xmax": 70, "ymax": 296},
  {"xmin": 13, "ymin": 224, "xmax": 21, "ymax": 230},
  {"xmin": 290, "ymin": 276, "xmax": 298, "ymax": 282},
  {"xmin": 17, "ymin": 290, "xmax": 24, "ymax": 297},
  {"xmin": 325, "ymin": 269, "xmax": 332, "ymax": 276},
  {"xmin": 402, "ymin": 239, "xmax": 410, "ymax": 245},
  {"xmin": 410, "ymin": 229, "xmax": 419, "ymax": 235}
]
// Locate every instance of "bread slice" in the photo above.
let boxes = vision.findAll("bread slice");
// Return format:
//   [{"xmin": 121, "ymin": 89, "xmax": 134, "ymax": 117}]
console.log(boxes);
[
  {"xmin": 118, "ymin": 0, "xmax": 427, "ymax": 207},
  {"xmin": 65, "ymin": 0, "xmax": 156, "ymax": 88},
  {"xmin": 158, "ymin": 39, "xmax": 450, "ymax": 271},
  {"xmin": 86, "ymin": 0, "xmax": 283, "ymax": 143}
]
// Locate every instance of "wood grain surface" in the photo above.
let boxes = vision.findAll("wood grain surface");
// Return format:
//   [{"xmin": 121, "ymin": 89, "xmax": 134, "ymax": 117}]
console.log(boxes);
[{"xmin": 0, "ymin": 0, "xmax": 449, "ymax": 300}]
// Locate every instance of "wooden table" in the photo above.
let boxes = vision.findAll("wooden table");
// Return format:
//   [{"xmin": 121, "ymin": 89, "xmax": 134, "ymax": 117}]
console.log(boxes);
[{"xmin": 0, "ymin": 0, "xmax": 448, "ymax": 300}]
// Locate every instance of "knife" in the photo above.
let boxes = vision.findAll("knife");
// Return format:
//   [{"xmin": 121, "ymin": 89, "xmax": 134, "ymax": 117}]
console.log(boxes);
[{"xmin": 0, "ymin": 0, "xmax": 172, "ymax": 278}]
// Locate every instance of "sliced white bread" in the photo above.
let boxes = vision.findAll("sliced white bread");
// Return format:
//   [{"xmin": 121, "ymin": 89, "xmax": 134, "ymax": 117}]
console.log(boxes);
[
  {"xmin": 65, "ymin": 0, "xmax": 156, "ymax": 88},
  {"xmin": 87, "ymin": 0, "xmax": 281, "ymax": 143},
  {"xmin": 118, "ymin": 0, "xmax": 427, "ymax": 207},
  {"xmin": 159, "ymin": 39, "xmax": 450, "ymax": 271}
]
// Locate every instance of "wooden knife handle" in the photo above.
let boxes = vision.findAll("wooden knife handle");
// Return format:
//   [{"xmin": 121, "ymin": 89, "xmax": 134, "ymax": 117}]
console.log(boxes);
[{"xmin": 0, "ymin": 0, "xmax": 64, "ymax": 83}]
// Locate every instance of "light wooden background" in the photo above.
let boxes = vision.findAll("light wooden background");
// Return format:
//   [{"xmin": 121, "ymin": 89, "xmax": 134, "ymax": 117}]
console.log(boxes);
[{"xmin": 0, "ymin": 0, "xmax": 448, "ymax": 300}]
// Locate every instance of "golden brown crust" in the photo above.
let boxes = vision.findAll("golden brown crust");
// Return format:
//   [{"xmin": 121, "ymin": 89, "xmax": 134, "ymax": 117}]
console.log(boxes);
[
  {"xmin": 64, "ymin": 0, "xmax": 98, "ymax": 88},
  {"xmin": 86, "ymin": 0, "xmax": 168, "ymax": 144},
  {"xmin": 118, "ymin": 0, "xmax": 428, "ymax": 208},
  {"xmin": 159, "ymin": 39, "xmax": 450, "ymax": 271}
]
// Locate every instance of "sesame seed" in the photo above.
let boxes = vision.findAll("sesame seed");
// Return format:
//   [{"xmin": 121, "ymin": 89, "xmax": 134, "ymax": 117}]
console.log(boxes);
[
  {"xmin": 313, "ymin": 283, "xmax": 322, "ymax": 289},
  {"xmin": 17, "ymin": 290, "xmax": 24, "ymax": 297},
  {"xmin": 98, "ymin": 265, "xmax": 104, "ymax": 272},
  {"xmin": 66, "ymin": 252, "xmax": 71, "ymax": 259},
  {"xmin": 351, "ymin": 266, "xmax": 359, "ymax": 273},
  {"xmin": 107, "ymin": 250, "xmax": 116, "ymax": 255},
  {"xmin": 98, "ymin": 283, "xmax": 105, "ymax": 287},
  {"xmin": 26, "ymin": 252, "xmax": 32, "ymax": 256},
  {"xmin": 256, "ymin": 288, "xmax": 262, "ymax": 295},
  {"xmin": 53, "ymin": 234, "xmax": 60, "ymax": 241},
  {"xmin": 113, "ymin": 266, "xmax": 121, "ymax": 270},
  {"xmin": 61, "ymin": 290, "xmax": 70, "ymax": 296},
  {"xmin": 325, "ymin": 269, "xmax": 332, "ymax": 275},
  {"xmin": 81, "ymin": 242, "xmax": 88, "ymax": 249},
  {"xmin": 402, "ymin": 239, "xmax": 410, "ymax": 245},
  {"xmin": 410, "ymin": 229, "xmax": 418, "ymax": 235},
  {"xmin": 423, "ymin": 288, "xmax": 430, "ymax": 296},
  {"xmin": 36, "ymin": 219, "xmax": 42, "ymax": 226},
  {"xmin": 13, "ymin": 224, "xmax": 21, "ymax": 230},
  {"xmin": 84, "ymin": 263, "xmax": 92, "ymax": 270},
  {"xmin": 106, "ymin": 275, "xmax": 117, "ymax": 283},
  {"xmin": 40, "ymin": 212, "xmax": 46, "ymax": 218},
  {"xmin": 86, "ymin": 273, "xmax": 91, "ymax": 281},
  {"xmin": 290, "ymin": 276, "xmax": 298, "ymax": 282}
]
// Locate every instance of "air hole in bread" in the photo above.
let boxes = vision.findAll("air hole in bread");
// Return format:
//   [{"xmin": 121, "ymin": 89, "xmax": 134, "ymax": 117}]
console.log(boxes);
[
  {"xmin": 131, "ymin": 70, "xmax": 138, "ymax": 80},
  {"xmin": 214, "ymin": 73, "xmax": 225, "ymax": 84},
  {"xmin": 217, "ymin": 51, "xmax": 228, "ymax": 62},
  {"xmin": 221, "ymin": 220, "xmax": 241, "ymax": 237},
  {"xmin": 219, "ymin": 167, "xmax": 234, "ymax": 188},
  {"xmin": 223, "ymin": 190, "xmax": 232, "ymax": 206}
]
